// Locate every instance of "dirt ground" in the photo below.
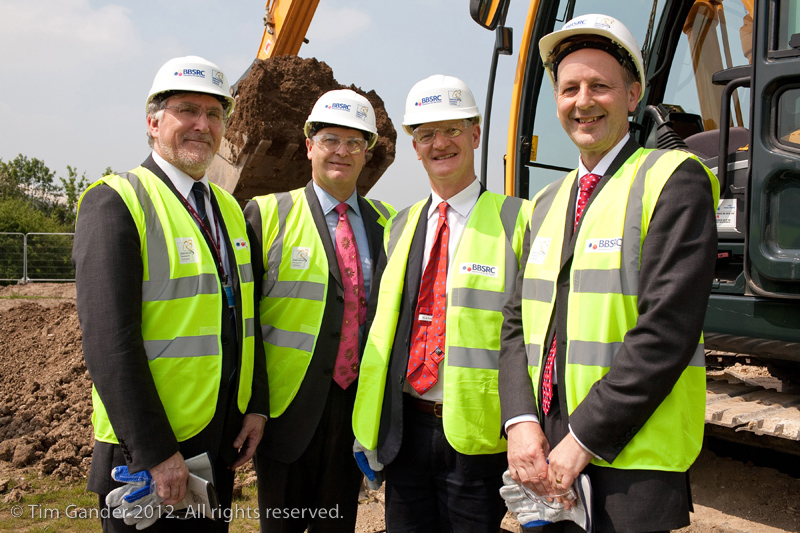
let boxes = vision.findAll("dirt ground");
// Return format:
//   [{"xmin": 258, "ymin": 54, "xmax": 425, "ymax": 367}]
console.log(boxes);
[{"xmin": 1, "ymin": 283, "xmax": 799, "ymax": 532}]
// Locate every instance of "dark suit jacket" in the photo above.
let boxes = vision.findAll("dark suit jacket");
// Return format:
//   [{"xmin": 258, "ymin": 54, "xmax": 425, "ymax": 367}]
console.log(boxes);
[
  {"xmin": 244, "ymin": 181, "xmax": 386, "ymax": 464},
  {"xmin": 73, "ymin": 155, "xmax": 268, "ymax": 494},
  {"xmin": 373, "ymin": 190, "xmax": 507, "ymax": 479},
  {"xmin": 499, "ymin": 138, "xmax": 717, "ymax": 462}
]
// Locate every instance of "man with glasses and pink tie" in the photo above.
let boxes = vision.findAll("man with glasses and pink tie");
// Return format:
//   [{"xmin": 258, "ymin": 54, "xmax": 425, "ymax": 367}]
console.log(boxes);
[
  {"xmin": 352, "ymin": 75, "xmax": 530, "ymax": 533},
  {"xmin": 243, "ymin": 89, "xmax": 395, "ymax": 533}
]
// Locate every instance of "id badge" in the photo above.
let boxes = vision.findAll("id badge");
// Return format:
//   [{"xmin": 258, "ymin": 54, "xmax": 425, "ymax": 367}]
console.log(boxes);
[{"xmin": 223, "ymin": 283, "xmax": 236, "ymax": 308}]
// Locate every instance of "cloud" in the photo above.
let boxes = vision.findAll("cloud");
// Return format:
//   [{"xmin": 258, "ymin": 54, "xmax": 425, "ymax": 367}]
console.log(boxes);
[
  {"xmin": 0, "ymin": 0, "xmax": 142, "ymax": 70},
  {"xmin": 305, "ymin": 4, "xmax": 371, "ymax": 44}
]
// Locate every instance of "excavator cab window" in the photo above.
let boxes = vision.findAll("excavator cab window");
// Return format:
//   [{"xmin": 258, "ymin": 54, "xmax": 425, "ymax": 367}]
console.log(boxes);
[
  {"xmin": 521, "ymin": 0, "xmax": 666, "ymax": 198},
  {"xmin": 660, "ymin": 0, "xmax": 752, "ymax": 136},
  {"xmin": 778, "ymin": 88, "xmax": 800, "ymax": 149},
  {"xmin": 654, "ymin": 0, "xmax": 754, "ymax": 244}
]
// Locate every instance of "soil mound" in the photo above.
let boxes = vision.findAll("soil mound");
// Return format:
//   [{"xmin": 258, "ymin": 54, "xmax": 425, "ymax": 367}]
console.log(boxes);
[
  {"xmin": 0, "ymin": 301, "xmax": 92, "ymax": 486},
  {"xmin": 215, "ymin": 55, "xmax": 396, "ymax": 199}
]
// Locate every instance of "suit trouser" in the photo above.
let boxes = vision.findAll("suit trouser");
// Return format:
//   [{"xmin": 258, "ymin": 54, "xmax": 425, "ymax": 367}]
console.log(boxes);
[
  {"xmin": 384, "ymin": 394, "xmax": 507, "ymax": 533},
  {"xmin": 99, "ymin": 343, "xmax": 243, "ymax": 533},
  {"xmin": 254, "ymin": 383, "xmax": 362, "ymax": 533},
  {"xmin": 523, "ymin": 385, "xmax": 691, "ymax": 533}
]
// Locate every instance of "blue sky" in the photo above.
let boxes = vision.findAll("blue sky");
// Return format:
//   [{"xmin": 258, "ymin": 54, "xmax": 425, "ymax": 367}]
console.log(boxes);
[{"xmin": 0, "ymin": 0, "xmax": 532, "ymax": 210}]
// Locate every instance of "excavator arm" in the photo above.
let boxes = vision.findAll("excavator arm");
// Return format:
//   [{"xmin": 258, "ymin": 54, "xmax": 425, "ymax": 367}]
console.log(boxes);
[{"xmin": 257, "ymin": 0, "xmax": 321, "ymax": 59}]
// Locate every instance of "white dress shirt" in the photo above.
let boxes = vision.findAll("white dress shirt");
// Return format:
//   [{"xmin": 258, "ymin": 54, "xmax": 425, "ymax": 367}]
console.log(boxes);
[
  {"xmin": 406, "ymin": 178, "xmax": 482, "ymax": 402},
  {"xmin": 152, "ymin": 151, "xmax": 230, "ymax": 279},
  {"xmin": 504, "ymin": 135, "xmax": 631, "ymax": 458}
]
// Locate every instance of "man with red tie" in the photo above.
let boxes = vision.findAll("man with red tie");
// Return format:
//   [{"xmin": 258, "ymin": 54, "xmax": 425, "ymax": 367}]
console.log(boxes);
[
  {"xmin": 244, "ymin": 89, "xmax": 394, "ymax": 532},
  {"xmin": 352, "ymin": 75, "xmax": 530, "ymax": 532},
  {"xmin": 498, "ymin": 14, "xmax": 719, "ymax": 532}
]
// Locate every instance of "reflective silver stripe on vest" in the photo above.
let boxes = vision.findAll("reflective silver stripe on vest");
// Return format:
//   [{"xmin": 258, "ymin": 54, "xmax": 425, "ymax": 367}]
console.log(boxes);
[
  {"xmin": 568, "ymin": 340, "xmax": 622, "ymax": 367},
  {"xmin": 387, "ymin": 207, "xmax": 411, "ymax": 259},
  {"xmin": 143, "ymin": 273, "xmax": 219, "ymax": 301},
  {"xmin": 572, "ymin": 150, "xmax": 667, "ymax": 296},
  {"xmin": 245, "ymin": 317, "xmax": 255, "ymax": 338},
  {"xmin": 451, "ymin": 287, "xmax": 508, "ymax": 312},
  {"xmin": 522, "ymin": 278, "xmax": 554, "ymax": 303},
  {"xmin": 239, "ymin": 263, "xmax": 254, "ymax": 284},
  {"xmin": 530, "ymin": 173, "xmax": 568, "ymax": 237},
  {"xmin": 500, "ymin": 196, "xmax": 524, "ymax": 293},
  {"xmin": 690, "ymin": 344, "xmax": 705, "ymax": 367},
  {"xmin": 264, "ymin": 192, "xmax": 294, "ymax": 295},
  {"xmin": 143, "ymin": 336, "xmax": 220, "ymax": 361},
  {"xmin": 568, "ymin": 340, "xmax": 706, "ymax": 367},
  {"xmin": 525, "ymin": 343, "xmax": 541, "ymax": 368},
  {"xmin": 263, "ymin": 279, "xmax": 326, "ymax": 301},
  {"xmin": 368, "ymin": 199, "xmax": 392, "ymax": 220},
  {"xmin": 448, "ymin": 346, "xmax": 499, "ymax": 370},
  {"xmin": 120, "ymin": 172, "xmax": 220, "ymax": 302},
  {"xmin": 121, "ymin": 172, "xmax": 169, "ymax": 282},
  {"xmin": 499, "ymin": 196, "xmax": 524, "ymax": 244},
  {"xmin": 572, "ymin": 269, "xmax": 637, "ymax": 296},
  {"xmin": 262, "ymin": 324, "xmax": 315, "ymax": 353}
]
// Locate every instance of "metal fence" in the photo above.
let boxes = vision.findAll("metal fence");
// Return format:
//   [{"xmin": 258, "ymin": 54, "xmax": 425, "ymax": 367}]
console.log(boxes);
[{"xmin": 0, "ymin": 232, "xmax": 75, "ymax": 283}]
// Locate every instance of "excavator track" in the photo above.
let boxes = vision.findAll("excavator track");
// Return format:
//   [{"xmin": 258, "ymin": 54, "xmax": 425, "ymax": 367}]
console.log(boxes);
[{"xmin": 705, "ymin": 366, "xmax": 800, "ymax": 455}]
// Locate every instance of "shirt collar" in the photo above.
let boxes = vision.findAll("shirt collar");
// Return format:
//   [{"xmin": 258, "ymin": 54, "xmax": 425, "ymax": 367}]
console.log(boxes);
[
  {"xmin": 152, "ymin": 151, "xmax": 210, "ymax": 199},
  {"xmin": 428, "ymin": 177, "xmax": 481, "ymax": 220},
  {"xmin": 312, "ymin": 181, "xmax": 362, "ymax": 219},
  {"xmin": 577, "ymin": 133, "xmax": 630, "ymax": 178}
]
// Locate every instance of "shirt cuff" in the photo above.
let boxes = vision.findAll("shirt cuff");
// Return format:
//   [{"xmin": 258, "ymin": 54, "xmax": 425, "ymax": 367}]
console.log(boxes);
[
  {"xmin": 568, "ymin": 424, "xmax": 602, "ymax": 460},
  {"xmin": 505, "ymin": 414, "xmax": 540, "ymax": 433}
]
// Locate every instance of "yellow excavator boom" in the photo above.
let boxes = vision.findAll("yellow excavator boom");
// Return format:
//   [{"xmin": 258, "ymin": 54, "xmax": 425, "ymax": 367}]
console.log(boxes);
[{"xmin": 257, "ymin": 0, "xmax": 321, "ymax": 59}]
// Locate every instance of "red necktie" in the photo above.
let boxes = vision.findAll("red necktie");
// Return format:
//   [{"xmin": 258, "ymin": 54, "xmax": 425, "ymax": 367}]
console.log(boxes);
[
  {"xmin": 407, "ymin": 202, "xmax": 449, "ymax": 395},
  {"xmin": 542, "ymin": 173, "xmax": 601, "ymax": 414},
  {"xmin": 333, "ymin": 203, "xmax": 366, "ymax": 389}
]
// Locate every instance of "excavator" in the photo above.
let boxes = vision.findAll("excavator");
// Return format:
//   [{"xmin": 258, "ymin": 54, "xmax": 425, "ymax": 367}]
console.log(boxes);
[
  {"xmin": 207, "ymin": 0, "xmax": 395, "ymax": 203},
  {"xmin": 471, "ymin": 0, "xmax": 800, "ymax": 454}
]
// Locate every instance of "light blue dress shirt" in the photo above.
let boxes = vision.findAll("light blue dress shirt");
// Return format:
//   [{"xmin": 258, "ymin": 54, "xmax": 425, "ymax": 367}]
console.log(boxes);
[{"xmin": 312, "ymin": 181, "xmax": 372, "ymax": 307}]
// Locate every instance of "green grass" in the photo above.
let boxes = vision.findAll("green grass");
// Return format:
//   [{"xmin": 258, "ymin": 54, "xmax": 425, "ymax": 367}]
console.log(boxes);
[
  {"xmin": 0, "ymin": 293, "xmax": 66, "ymax": 300},
  {"xmin": 0, "ymin": 472, "xmax": 261, "ymax": 532}
]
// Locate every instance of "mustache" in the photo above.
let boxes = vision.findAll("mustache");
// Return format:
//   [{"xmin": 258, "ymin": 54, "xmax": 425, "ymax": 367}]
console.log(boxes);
[{"xmin": 184, "ymin": 134, "xmax": 213, "ymax": 144}]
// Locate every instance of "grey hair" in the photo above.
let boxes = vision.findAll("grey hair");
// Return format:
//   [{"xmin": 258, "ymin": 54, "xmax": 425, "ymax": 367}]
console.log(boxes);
[{"xmin": 146, "ymin": 91, "xmax": 231, "ymax": 148}]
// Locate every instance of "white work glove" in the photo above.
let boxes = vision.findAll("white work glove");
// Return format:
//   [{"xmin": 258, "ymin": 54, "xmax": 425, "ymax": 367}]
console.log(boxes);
[
  {"xmin": 106, "ymin": 467, "xmax": 164, "ymax": 530},
  {"xmin": 106, "ymin": 453, "xmax": 218, "ymax": 529},
  {"xmin": 353, "ymin": 439, "xmax": 385, "ymax": 490},
  {"xmin": 499, "ymin": 470, "xmax": 593, "ymax": 531}
]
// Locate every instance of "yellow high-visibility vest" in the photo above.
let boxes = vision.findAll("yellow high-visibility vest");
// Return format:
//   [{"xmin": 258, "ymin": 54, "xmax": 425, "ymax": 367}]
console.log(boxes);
[
  {"xmin": 522, "ymin": 148, "xmax": 719, "ymax": 470},
  {"xmin": 353, "ymin": 191, "xmax": 530, "ymax": 454},
  {"xmin": 253, "ymin": 189, "xmax": 394, "ymax": 417},
  {"xmin": 78, "ymin": 167, "xmax": 257, "ymax": 443}
]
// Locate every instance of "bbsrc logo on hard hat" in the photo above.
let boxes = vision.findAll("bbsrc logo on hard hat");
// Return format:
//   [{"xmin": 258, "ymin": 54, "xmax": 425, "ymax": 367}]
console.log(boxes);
[
  {"xmin": 415, "ymin": 95, "xmax": 443, "ymax": 107},
  {"xmin": 174, "ymin": 69, "xmax": 206, "ymax": 79}
]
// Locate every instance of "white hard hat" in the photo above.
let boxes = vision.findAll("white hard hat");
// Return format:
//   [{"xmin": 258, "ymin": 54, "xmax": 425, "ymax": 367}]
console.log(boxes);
[
  {"xmin": 146, "ymin": 55, "xmax": 236, "ymax": 116},
  {"xmin": 402, "ymin": 75, "xmax": 481, "ymax": 135},
  {"xmin": 539, "ymin": 14, "xmax": 645, "ymax": 102},
  {"xmin": 304, "ymin": 89, "xmax": 379, "ymax": 149}
]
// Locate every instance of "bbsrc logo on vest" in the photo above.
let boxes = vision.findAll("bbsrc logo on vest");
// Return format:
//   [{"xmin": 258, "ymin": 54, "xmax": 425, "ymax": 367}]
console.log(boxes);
[
  {"xmin": 585, "ymin": 238, "xmax": 622, "ymax": 253},
  {"xmin": 459, "ymin": 262, "xmax": 498, "ymax": 278}
]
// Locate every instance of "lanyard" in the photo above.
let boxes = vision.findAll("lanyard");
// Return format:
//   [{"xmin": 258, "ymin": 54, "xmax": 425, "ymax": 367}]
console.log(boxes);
[{"xmin": 179, "ymin": 191, "xmax": 228, "ymax": 283}]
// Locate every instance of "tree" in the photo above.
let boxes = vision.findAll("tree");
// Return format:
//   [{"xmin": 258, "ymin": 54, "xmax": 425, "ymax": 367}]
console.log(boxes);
[{"xmin": 0, "ymin": 154, "xmax": 91, "ymax": 232}]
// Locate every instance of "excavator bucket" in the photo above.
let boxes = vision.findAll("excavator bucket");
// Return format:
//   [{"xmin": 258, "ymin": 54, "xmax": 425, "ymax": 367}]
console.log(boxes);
[{"xmin": 208, "ymin": 56, "xmax": 396, "ymax": 205}]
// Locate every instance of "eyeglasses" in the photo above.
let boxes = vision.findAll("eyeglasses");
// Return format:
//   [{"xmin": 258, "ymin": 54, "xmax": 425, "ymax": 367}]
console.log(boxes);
[
  {"xmin": 311, "ymin": 134, "xmax": 369, "ymax": 154},
  {"xmin": 166, "ymin": 103, "xmax": 226, "ymax": 126},
  {"xmin": 412, "ymin": 120, "xmax": 472, "ymax": 144}
]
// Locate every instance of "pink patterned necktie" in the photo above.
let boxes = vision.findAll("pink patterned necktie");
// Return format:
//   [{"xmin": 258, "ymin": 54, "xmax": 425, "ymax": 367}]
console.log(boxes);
[
  {"xmin": 407, "ymin": 202, "xmax": 449, "ymax": 395},
  {"xmin": 541, "ymin": 173, "xmax": 601, "ymax": 414},
  {"xmin": 333, "ymin": 202, "xmax": 366, "ymax": 389}
]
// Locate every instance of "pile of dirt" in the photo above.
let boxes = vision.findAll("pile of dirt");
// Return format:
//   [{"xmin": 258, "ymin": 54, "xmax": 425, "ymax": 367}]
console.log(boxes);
[
  {"xmin": 217, "ymin": 55, "xmax": 396, "ymax": 199},
  {"xmin": 0, "ymin": 298, "xmax": 92, "ymax": 495}
]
